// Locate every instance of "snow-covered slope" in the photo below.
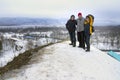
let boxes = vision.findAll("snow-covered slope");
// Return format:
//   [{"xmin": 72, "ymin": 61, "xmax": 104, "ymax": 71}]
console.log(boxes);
[
  {"xmin": 3, "ymin": 41, "xmax": 120, "ymax": 80},
  {"xmin": 0, "ymin": 38, "xmax": 27, "ymax": 67}
]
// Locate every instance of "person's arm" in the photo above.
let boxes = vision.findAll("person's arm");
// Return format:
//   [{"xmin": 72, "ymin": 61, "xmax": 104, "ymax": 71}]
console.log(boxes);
[
  {"xmin": 66, "ymin": 20, "xmax": 69, "ymax": 30},
  {"xmin": 75, "ymin": 20, "xmax": 77, "ymax": 25},
  {"xmin": 88, "ymin": 24, "xmax": 91, "ymax": 35}
]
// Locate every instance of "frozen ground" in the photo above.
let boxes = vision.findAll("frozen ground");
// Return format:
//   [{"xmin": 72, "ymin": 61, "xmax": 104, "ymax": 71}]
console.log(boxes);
[
  {"xmin": 92, "ymin": 42, "xmax": 120, "ymax": 50},
  {"xmin": 0, "ymin": 35, "xmax": 57, "ymax": 67},
  {"xmin": 0, "ymin": 39, "xmax": 27, "ymax": 67},
  {"xmin": 2, "ymin": 41, "xmax": 120, "ymax": 80}
]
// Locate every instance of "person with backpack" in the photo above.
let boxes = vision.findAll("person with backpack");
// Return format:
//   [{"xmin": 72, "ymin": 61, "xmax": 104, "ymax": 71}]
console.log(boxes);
[
  {"xmin": 66, "ymin": 15, "xmax": 77, "ymax": 47},
  {"xmin": 76, "ymin": 12, "xmax": 85, "ymax": 49},
  {"xmin": 84, "ymin": 14, "xmax": 94, "ymax": 52}
]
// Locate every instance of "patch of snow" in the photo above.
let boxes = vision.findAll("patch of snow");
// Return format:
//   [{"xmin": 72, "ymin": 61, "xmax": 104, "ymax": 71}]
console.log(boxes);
[
  {"xmin": 0, "ymin": 48, "xmax": 26, "ymax": 67},
  {"xmin": 36, "ymin": 38, "xmax": 58, "ymax": 46},
  {"xmin": 3, "ymin": 33, "xmax": 12, "ymax": 39},
  {"xmin": 0, "ymin": 39, "xmax": 27, "ymax": 67},
  {"xmin": 4, "ymin": 41, "xmax": 120, "ymax": 80}
]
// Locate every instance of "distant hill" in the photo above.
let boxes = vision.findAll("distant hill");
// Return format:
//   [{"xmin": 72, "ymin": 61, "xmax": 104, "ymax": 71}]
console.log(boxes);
[{"xmin": 0, "ymin": 17, "xmax": 66, "ymax": 26}]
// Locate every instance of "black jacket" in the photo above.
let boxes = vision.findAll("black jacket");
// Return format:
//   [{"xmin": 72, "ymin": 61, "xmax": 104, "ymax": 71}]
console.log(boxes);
[{"xmin": 66, "ymin": 20, "xmax": 77, "ymax": 32}]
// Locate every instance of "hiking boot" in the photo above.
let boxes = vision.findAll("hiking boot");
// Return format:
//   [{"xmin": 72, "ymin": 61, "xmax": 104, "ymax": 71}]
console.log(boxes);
[
  {"xmin": 78, "ymin": 45, "xmax": 82, "ymax": 48},
  {"xmin": 86, "ymin": 47, "xmax": 90, "ymax": 52},
  {"xmin": 69, "ymin": 43, "xmax": 73, "ymax": 45},
  {"xmin": 73, "ymin": 42, "xmax": 76, "ymax": 47},
  {"xmin": 86, "ymin": 49, "xmax": 90, "ymax": 52},
  {"xmin": 83, "ymin": 47, "xmax": 85, "ymax": 50},
  {"xmin": 73, "ymin": 44, "xmax": 76, "ymax": 47}
]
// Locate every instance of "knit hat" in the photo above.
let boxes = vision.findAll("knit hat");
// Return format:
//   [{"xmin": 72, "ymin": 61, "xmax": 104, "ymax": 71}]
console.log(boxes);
[{"xmin": 78, "ymin": 12, "xmax": 82, "ymax": 16}]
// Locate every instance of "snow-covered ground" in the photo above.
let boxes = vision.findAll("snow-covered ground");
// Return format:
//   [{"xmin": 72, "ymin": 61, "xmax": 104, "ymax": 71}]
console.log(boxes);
[
  {"xmin": 0, "ymin": 39, "xmax": 27, "ymax": 67},
  {"xmin": 0, "ymin": 37, "xmax": 58, "ymax": 67},
  {"xmin": 0, "ymin": 32, "xmax": 59, "ymax": 67},
  {"xmin": 3, "ymin": 41, "xmax": 120, "ymax": 80},
  {"xmin": 92, "ymin": 42, "xmax": 120, "ymax": 50}
]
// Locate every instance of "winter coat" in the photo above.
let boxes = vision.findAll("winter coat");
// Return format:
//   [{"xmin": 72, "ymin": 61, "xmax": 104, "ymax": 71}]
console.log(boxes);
[
  {"xmin": 66, "ymin": 20, "xmax": 77, "ymax": 32},
  {"xmin": 76, "ymin": 17, "xmax": 85, "ymax": 32},
  {"xmin": 84, "ymin": 20, "xmax": 90, "ymax": 36}
]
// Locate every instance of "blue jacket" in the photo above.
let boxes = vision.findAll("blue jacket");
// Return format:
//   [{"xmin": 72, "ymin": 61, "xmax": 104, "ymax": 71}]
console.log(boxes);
[{"xmin": 84, "ymin": 23, "xmax": 90, "ymax": 36}]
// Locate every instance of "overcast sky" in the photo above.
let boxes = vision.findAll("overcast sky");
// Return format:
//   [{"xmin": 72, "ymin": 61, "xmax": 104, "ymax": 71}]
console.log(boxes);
[{"xmin": 0, "ymin": 0, "xmax": 120, "ymax": 25}]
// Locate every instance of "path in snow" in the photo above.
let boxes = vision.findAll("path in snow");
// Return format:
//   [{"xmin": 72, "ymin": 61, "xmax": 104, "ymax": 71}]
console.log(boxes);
[{"xmin": 2, "ymin": 41, "xmax": 120, "ymax": 80}]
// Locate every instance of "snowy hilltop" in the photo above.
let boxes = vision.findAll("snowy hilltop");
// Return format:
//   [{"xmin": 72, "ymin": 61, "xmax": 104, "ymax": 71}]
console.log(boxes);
[{"xmin": 2, "ymin": 41, "xmax": 120, "ymax": 80}]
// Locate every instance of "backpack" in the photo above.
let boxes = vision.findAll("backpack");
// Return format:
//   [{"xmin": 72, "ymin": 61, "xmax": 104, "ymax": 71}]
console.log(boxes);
[{"xmin": 87, "ymin": 14, "xmax": 95, "ymax": 33}]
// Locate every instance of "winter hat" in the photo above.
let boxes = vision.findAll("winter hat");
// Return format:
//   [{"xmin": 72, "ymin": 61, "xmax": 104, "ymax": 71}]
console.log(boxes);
[{"xmin": 78, "ymin": 12, "xmax": 82, "ymax": 16}]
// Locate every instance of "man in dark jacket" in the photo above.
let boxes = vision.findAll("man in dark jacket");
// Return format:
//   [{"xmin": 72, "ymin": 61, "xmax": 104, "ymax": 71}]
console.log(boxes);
[{"xmin": 66, "ymin": 15, "xmax": 77, "ymax": 47}]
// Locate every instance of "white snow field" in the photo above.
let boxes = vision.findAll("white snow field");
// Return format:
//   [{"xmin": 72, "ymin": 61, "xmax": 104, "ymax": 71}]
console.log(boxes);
[
  {"xmin": 0, "ymin": 33, "xmax": 57, "ymax": 67},
  {"xmin": 3, "ymin": 41, "xmax": 120, "ymax": 80},
  {"xmin": 0, "ymin": 39, "xmax": 27, "ymax": 67}
]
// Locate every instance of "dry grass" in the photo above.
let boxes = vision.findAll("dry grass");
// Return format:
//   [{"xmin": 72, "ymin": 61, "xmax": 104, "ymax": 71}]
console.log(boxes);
[
  {"xmin": 0, "ymin": 40, "xmax": 67, "ymax": 76},
  {"xmin": 0, "ymin": 43, "xmax": 54, "ymax": 75}
]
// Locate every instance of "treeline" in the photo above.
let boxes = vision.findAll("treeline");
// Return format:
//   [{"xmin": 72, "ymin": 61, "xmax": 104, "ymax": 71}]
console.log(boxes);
[
  {"xmin": 0, "ymin": 26, "xmax": 66, "ymax": 33},
  {"xmin": 91, "ymin": 25, "xmax": 120, "ymax": 50},
  {"xmin": 95, "ymin": 25, "xmax": 120, "ymax": 32}
]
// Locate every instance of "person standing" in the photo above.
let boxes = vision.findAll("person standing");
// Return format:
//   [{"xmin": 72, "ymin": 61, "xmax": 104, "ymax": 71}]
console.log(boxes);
[
  {"xmin": 66, "ymin": 15, "xmax": 77, "ymax": 47},
  {"xmin": 76, "ymin": 12, "xmax": 85, "ymax": 49},
  {"xmin": 84, "ymin": 15, "xmax": 94, "ymax": 52}
]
